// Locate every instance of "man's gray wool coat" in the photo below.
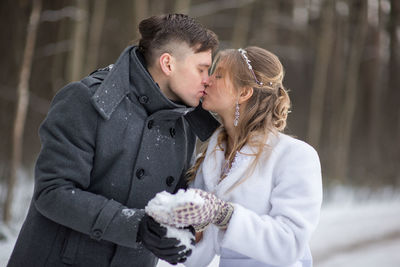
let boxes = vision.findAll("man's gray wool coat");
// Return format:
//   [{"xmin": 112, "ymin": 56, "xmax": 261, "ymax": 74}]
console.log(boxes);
[{"xmin": 7, "ymin": 46, "xmax": 219, "ymax": 267}]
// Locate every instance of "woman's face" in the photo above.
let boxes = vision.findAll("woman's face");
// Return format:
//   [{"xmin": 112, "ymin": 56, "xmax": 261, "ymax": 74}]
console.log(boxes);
[{"xmin": 202, "ymin": 62, "xmax": 237, "ymax": 117}]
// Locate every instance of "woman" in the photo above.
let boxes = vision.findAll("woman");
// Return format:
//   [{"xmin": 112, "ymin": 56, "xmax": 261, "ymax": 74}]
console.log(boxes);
[{"xmin": 148, "ymin": 46, "xmax": 322, "ymax": 266}]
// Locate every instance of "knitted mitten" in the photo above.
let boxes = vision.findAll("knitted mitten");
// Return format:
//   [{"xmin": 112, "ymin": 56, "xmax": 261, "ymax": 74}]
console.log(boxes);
[{"xmin": 145, "ymin": 189, "xmax": 234, "ymax": 232}]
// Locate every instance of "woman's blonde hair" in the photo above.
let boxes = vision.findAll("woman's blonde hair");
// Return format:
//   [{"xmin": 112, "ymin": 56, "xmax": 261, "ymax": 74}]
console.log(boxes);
[{"xmin": 187, "ymin": 46, "xmax": 291, "ymax": 188}]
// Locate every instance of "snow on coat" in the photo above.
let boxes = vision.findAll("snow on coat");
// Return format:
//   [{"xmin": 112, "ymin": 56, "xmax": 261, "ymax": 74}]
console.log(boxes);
[{"xmin": 185, "ymin": 128, "xmax": 323, "ymax": 267}]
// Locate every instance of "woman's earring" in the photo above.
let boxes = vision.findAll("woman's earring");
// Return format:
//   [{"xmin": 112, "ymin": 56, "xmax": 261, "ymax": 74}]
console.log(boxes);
[{"xmin": 234, "ymin": 101, "xmax": 240, "ymax": 127}]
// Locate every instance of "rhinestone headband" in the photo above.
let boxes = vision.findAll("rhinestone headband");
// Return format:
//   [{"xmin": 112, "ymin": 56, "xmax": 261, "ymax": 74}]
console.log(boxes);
[{"xmin": 238, "ymin": 48, "xmax": 264, "ymax": 86}]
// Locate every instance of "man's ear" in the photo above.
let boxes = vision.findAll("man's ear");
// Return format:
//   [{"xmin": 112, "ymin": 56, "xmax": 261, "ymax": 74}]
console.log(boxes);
[
  {"xmin": 238, "ymin": 87, "xmax": 253, "ymax": 104},
  {"xmin": 159, "ymin": 53, "xmax": 174, "ymax": 76}
]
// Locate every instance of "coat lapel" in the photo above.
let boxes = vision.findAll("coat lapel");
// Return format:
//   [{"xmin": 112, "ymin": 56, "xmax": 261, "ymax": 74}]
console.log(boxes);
[
  {"xmin": 200, "ymin": 131, "xmax": 280, "ymax": 200},
  {"xmin": 200, "ymin": 129, "xmax": 257, "ymax": 200},
  {"xmin": 215, "ymin": 145, "xmax": 255, "ymax": 200},
  {"xmin": 200, "ymin": 129, "xmax": 225, "ymax": 193}
]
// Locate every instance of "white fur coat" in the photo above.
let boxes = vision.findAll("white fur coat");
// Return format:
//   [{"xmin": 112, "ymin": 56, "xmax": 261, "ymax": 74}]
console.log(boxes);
[{"xmin": 185, "ymin": 129, "xmax": 323, "ymax": 267}]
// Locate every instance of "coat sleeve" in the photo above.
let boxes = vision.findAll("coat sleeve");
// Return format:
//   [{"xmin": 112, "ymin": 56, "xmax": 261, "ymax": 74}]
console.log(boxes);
[
  {"xmin": 185, "ymin": 171, "xmax": 217, "ymax": 267},
  {"xmin": 220, "ymin": 141, "xmax": 323, "ymax": 266},
  {"xmin": 184, "ymin": 227, "xmax": 217, "ymax": 267},
  {"xmin": 33, "ymin": 81, "xmax": 145, "ymax": 248}
]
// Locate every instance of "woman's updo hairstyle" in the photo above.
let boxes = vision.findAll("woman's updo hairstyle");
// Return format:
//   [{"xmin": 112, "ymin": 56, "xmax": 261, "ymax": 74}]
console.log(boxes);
[
  {"xmin": 138, "ymin": 14, "xmax": 218, "ymax": 66},
  {"xmin": 217, "ymin": 46, "xmax": 290, "ymax": 136},
  {"xmin": 187, "ymin": 47, "xmax": 291, "ymax": 185}
]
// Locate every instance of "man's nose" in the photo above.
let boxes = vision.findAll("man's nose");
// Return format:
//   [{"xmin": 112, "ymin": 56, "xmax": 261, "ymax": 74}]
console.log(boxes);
[{"xmin": 202, "ymin": 74, "xmax": 211, "ymax": 86}]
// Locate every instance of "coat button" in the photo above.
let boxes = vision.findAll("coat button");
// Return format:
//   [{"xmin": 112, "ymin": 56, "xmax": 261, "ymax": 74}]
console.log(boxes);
[
  {"xmin": 166, "ymin": 176, "xmax": 175, "ymax": 186},
  {"xmin": 92, "ymin": 229, "xmax": 102, "ymax": 239},
  {"xmin": 170, "ymin": 128, "xmax": 176, "ymax": 137},
  {"xmin": 136, "ymin": 168, "xmax": 145, "ymax": 179},
  {"xmin": 147, "ymin": 120, "xmax": 154, "ymax": 129},
  {"xmin": 138, "ymin": 95, "xmax": 149, "ymax": 104}
]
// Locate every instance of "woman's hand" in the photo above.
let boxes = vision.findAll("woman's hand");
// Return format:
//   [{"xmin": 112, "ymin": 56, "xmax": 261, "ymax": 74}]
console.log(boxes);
[
  {"xmin": 145, "ymin": 189, "xmax": 234, "ymax": 232},
  {"xmin": 171, "ymin": 189, "xmax": 234, "ymax": 231}
]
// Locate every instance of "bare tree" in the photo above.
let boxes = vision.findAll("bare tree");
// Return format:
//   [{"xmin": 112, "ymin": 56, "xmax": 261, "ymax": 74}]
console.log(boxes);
[
  {"xmin": 364, "ymin": 0, "xmax": 383, "ymax": 181},
  {"xmin": 85, "ymin": 0, "xmax": 107, "ymax": 73},
  {"xmin": 51, "ymin": 7, "xmax": 70, "ymax": 93},
  {"xmin": 384, "ymin": 0, "xmax": 400, "ymax": 185},
  {"xmin": 307, "ymin": 0, "xmax": 335, "ymax": 149},
  {"xmin": 231, "ymin": 2, "xmax": 253, "ymax": 48},
  {"xmin": 333, "ymin": 0, "xmax": 368, "ymax": 183},
  {"xmin": 4, "ymin": 0, "xmax": 42, "ymax": 224},
  {"xmin": 68, "ymin": 0, "xmax": 89, "ymax": 82},
  {"xmin": 150, "ymin": 0, "xmax": 167, "ymax": 15},
  {"xmin": 189, "ymin": 0, "xmax": 256, "ymax": 18},
  {"xmin": 133, "ymin": 0, "xmax": 149, "ymax": 41},
  {"xmin": 259, "ymin": 1, "xmax": 279, "ymax": 47},
  {"xmin": 327, "ymin": 3, "xmax": 349, "ymax": 184},
  {"xmin": 175, "ymin": 0, "xmax": 192, "ymax": 14}
]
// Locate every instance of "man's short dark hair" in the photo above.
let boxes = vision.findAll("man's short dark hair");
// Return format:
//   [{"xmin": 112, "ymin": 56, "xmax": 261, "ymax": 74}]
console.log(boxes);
[{"xmin": 138, "ymin": 14, "xmax": 219, "ymax": 66}]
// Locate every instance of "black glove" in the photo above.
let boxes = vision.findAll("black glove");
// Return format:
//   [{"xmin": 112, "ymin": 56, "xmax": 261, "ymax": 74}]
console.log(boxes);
[{"xmin": 137, "ymin": 214, "xmax": 193, "ymax": 265}]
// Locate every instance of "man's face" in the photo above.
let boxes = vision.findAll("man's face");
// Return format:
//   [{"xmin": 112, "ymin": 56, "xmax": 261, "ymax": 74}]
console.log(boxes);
[{"xmin": 167, "ymin": 47, "xmax": 212, "ymax": 107}]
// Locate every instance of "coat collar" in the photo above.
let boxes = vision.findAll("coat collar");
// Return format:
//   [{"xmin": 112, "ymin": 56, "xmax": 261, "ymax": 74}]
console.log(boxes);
[
  {"xmin": 91, "ymin": 45, "xmax": 193, "ymax": 120},
  {"xmin": 129, "ymin": 47, "xmax": 193, "ymax": 115},
  {"xmin": 91, "ymin": 46, "xmax": 131, "ymax": 120},
  {"xmin": 200, "ymin": 129, "xmax": 278, "ymax": 198},
  {"xmin": 91, "ymin": 45, "xmax": 219, "ymax": 140}
]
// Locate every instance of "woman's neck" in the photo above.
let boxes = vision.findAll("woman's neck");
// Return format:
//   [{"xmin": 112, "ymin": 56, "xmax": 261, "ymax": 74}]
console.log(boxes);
[
  {"xmin": 220, "ymin": 121, "xmax": 235, "ymax": 159},
  {"xmin": 219, "ymin": 110, "xmax": 238, "ymax": 158},
  {"xmin": 225, "ymin": 136, "xmax": 234, "ymax": 158}
]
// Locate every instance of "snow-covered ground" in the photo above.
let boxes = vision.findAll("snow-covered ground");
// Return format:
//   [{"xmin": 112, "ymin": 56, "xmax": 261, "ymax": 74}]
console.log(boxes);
[{"xmin": 1, "ymin": 176, "xmax": 400, "ymax": 267}]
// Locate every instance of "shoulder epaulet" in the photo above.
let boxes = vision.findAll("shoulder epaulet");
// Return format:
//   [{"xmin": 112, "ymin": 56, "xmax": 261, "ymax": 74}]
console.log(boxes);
[{"xmin": 81, "ymin": 64, "xmax": 114, "ymax": 88}]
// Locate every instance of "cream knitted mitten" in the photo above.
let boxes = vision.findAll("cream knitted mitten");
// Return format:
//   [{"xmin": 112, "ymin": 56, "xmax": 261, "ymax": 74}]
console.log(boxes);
[{"xmin": 145, "ymin": 189, "xmax": 234, "ymax": 232}]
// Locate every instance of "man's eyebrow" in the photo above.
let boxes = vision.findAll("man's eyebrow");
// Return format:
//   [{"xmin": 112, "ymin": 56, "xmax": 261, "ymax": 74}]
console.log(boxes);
[{"xmin": 199, "ymin": 63, "xmax": 211, "ymax": 68}]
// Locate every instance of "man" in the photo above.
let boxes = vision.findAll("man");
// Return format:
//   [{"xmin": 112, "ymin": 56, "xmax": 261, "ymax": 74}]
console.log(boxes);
[{"xmin": 8, "ymin": 14, "xmax": 219, "ymax": 267}]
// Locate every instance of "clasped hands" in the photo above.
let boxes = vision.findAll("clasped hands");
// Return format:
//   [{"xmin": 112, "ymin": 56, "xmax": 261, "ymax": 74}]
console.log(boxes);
[
  {"xmin": 138, "ymin": 188, "xmax": 234, "ymax": 265},
  {"xmin": 147, "ymin": 188, "xmax": 234, "ymax": 232}
]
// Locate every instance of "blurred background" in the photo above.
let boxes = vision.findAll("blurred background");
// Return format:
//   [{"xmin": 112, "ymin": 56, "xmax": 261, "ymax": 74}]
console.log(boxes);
[{"xmin": 0, "ymin": 0, "xmax": 399, "ymax": 266}]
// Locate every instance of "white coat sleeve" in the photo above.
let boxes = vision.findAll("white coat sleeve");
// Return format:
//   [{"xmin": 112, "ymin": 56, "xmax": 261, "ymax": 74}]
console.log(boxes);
[
  {"xmin": 184, "ymin": 226, "xmax": 216, "ymax": 267},
  {"xmin": 220, "ymin": 142, "xmax": 323, "ymax": 266},
  {"xmin": 185, "ymin": 171, "xmax": 217, "ymax": 267}
]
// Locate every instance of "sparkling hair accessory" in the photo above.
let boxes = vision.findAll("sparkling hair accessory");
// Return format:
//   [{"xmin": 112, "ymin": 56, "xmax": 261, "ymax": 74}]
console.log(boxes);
[{"xmin": 238, "ymin": 48, "xmax": 264, "ymax": 86}]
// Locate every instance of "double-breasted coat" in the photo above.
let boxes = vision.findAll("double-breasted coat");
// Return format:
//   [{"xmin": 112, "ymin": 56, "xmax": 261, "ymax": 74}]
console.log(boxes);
[{"xmin": 7, "ymin": 46, "xmax": 219, "ymax": 267}]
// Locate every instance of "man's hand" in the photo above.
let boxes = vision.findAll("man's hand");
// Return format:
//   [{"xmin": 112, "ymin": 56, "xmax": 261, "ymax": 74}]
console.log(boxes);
[{"xmin": 137, "ymin": 214, "xmax": 192, "ymax": 265}]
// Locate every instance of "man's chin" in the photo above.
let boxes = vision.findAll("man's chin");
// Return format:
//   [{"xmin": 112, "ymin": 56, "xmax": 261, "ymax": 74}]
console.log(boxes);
[{"xmin": 183, "ymin": 98, "xmax": 200, "ymax": 108}]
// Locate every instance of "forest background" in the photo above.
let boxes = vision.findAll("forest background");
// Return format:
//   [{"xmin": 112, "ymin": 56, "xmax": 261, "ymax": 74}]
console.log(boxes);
[{"xmin": 0, "ymin": 0, "xmax": 399, "ymax": 227}]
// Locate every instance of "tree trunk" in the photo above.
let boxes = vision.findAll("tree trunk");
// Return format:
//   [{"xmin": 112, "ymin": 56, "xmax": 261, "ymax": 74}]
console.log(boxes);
[
  {"xmin": 260, "ymin": 1, "xmax": 278, "ymax": 47},
  {"xmin": 4, "ymin": 0, "xmax": 42, "ymax": 224},
  {"xmin": 306, "ymin": 0, "xmax": 335, "ymax": 149},
  {"xmin": 386, "ymin": 0, "xmax": 400, "ymax": 185},
  {"xmin": 327, "ymin": 5, "xmax": 348, "ymax": 184},
  {"xmin": 51, "ymin": 8, "xmax": 69, "ymax": 93},
  {"xmin": 366, "ymin": 0, "xmax": 383, "ymax": 182},
  {"xmin": 68, "ymin": 0, "xmax": 89, "ymax": 82},
  {"xmin": 175, "ymin": 0, "xmax": 191, "ymax": 14},
  {"xmin": 231, "ymin": 2, "xmax": 253, "ymax": 48},
  {"xmin": 133, "ymin": 0, "xmax": 149, "ymax": 41},
  {"xmin": 334, "ymin": 0, "xmax": 368, "ymax": 183},
  {"xmin": 150, "ymin": 0, "xmax": 166, "ymax": 16},
  {"xmin": 85, "ymin": 0, "xmax": 107, "ymax": 73}
]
